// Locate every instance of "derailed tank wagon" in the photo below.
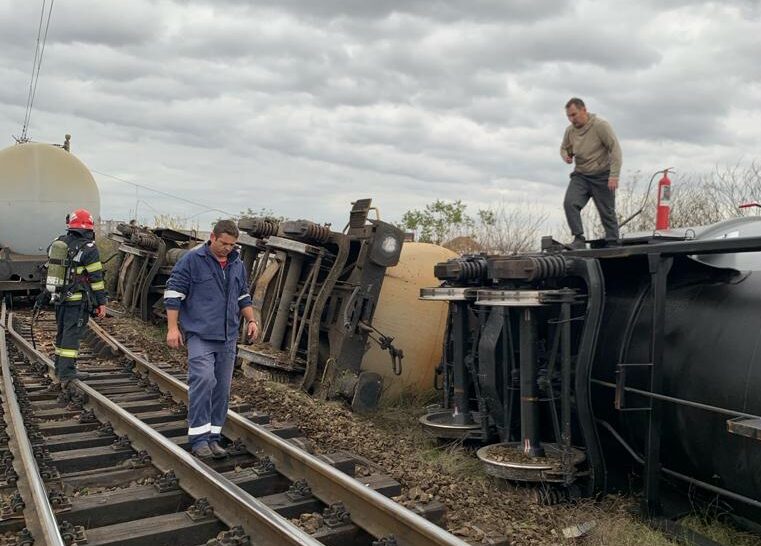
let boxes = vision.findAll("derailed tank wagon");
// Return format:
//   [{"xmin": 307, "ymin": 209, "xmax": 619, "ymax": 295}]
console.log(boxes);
[
  {"xmin": 236, "ymin": 199, "xmax": 406, "ymax": 412},
  {"xmin": 109, "ymin": 199, "xmax": 416, "ymax": 411},
  {"xmin": 107, "ymin": 223, "xmax": 205, "ymax": 321},
  {"xmin": 421, "ymin": 218, "xmax": 761, "ymax": 520},
  {"xmin": 0, "ymin": 137, "xmax": 100, "ymax": 299}
]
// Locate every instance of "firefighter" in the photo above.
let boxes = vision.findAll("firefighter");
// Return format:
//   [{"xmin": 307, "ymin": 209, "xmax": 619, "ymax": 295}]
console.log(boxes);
[{"xmin": 48, "ymin": 208, "xmax": 108, "ymax": 386}]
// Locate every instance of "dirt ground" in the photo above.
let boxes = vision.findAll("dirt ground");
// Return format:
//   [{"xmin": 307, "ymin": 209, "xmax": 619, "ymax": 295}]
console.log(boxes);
[{"xmin": 99, "ymin": 314, "xmax": 761, "ymax": 546}]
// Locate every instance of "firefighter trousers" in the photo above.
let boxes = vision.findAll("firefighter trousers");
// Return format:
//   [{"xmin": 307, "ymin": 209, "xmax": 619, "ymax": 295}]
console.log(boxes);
[{"xmin": 54, "ymin": 302, "xmax": 88, "ymax": 379}]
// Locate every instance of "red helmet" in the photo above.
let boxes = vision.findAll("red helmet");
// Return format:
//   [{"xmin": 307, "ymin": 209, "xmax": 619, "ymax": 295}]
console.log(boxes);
[{"xmin": 67, "ymin": 208, "xmax": 95, "ymax": 230}]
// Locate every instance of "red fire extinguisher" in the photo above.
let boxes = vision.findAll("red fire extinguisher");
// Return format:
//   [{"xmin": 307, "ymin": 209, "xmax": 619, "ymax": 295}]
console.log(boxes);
[{"xmin": 656, "ymin": 169, "xmax": 672, "ymax": 230}]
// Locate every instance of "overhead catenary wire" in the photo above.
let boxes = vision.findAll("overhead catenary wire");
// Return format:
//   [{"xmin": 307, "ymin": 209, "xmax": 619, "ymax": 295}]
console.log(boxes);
[
  {"xmin": 20, "ymin": 0, "xmax": 55, "ymax": 142},
  {"xmin": 91, "ymin": 169, "xmax": 238, "ymax": 218}
]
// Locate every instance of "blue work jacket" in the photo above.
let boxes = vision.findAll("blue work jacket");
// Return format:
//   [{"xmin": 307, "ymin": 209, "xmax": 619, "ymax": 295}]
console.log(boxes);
[{"xmin": 164, "ymin": 243, "xmax": 252, "ymax": 342}]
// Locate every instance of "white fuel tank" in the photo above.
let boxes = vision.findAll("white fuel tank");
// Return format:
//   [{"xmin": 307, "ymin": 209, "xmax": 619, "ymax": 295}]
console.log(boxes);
[{"xmin": 0, "ymin": 141, "xmax": 100, "ymax": 254}]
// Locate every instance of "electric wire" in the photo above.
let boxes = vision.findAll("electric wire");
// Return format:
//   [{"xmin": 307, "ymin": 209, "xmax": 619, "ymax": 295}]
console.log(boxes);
[
  {"xmin": 21, "ymin": 1, "xmax": 47, "ymax": 139},
  {"xmin": 20, "ymin": 0, "xmax": 56, "ymax": 141},
  {"xmin": 91, "ymin": 169, "xmax": 237, "ymax": 218}
]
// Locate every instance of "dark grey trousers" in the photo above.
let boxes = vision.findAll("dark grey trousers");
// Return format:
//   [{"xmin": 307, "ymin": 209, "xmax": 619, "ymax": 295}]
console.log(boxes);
[{"xmin": 563, "ymin": 171, "xmax": 619, "ymax": 241}]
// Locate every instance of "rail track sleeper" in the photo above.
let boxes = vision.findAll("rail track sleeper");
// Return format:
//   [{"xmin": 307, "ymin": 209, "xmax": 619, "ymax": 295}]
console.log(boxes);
[
  {"xmin": 11, "ymin": 315, "xmax": 327, "ymax": 546},
  {"xmin": 50, "ymin": 444, "xmax": 136, "ymax": 473},
  {"xmin": 87, "ymin": 319, "xmax": 469, "ymax": 546},
  {"xmin": 63, "ymin": 485, "xmax": 193, "ymax": 528},
  {"xmin": 129, "ymin": 410, "xmax": 187, "ymax": 425},
  {"xmin": 0, "ymin": 314, "xmax": 66, "ymax": 545},
  {"xmin": 81, "ymin": 511, "xmax": 227, "ymax": 546},
  {"xmin": 33, "ymin": 407, "xmax": 81, "ymax": 420},
  {"xmin": 115, "ymin": 400, "xmax": 167, "ymax": 413},
  {"xmin": 85, "ymin": 375, "xmax": 137, "ymax": 384},
  {"xmin": 61, "ymin": 466, "xmax": 159, "ymax": 490},
  {"xmin": 44, "ymin": 430, "xmax": 117, "ymax": 452},
  {"xmin": 106, "ymin": 392, "xmax": 163, "ymax": 403},
  {"xmin": 357, "ymin": 474, "xmax": 402, "ymax": 497},
  {"xmin": 261, "ymin": 490, "xmax": 323, "ymax": 518},
  {"xmin": 37, "ymin": 418, "xmax": 101, "ymax": 435}
]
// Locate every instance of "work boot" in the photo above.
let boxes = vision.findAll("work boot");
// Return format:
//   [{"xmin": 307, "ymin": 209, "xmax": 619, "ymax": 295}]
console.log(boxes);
[
  {"xmin": 192, "ymin": 442, "xmax": 214, "ymax": 460},
  {"xmin": 570, "ymin": 235, "xmax": 586, "ymax": 250},
  {"xmin": 209, "ymin": 441, "xmax": 228, "ymax": 459}
]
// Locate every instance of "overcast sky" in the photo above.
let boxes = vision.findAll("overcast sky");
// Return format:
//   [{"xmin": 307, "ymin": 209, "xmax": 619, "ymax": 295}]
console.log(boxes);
[{"xmin": 1, "ymin": 0, "xmax": 759, "ymax": 231}]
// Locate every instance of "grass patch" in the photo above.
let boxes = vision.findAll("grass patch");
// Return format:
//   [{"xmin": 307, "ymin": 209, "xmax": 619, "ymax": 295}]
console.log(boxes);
[
  {"xmin": 418, "ymin": 440, "xmax": 486, "ymax": 479},
  {"xmin": 680, "ymin": 514, "xmax": 761, "ymax": 546},
  {"xmin": 582, "ymin": 514, "xmax": 676, "ymax": 545},
  {"xmin": 370, "ymin": 388, "xmax": 487, "ymax": 479}
]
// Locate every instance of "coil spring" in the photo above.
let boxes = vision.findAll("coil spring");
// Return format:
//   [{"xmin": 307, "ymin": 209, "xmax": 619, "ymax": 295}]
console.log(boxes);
[
  {"xmin": 117, "ymin": 223, "xmax": 138, "ymax": 237},
  {"xmin": 241, "ymin": 217, "xmax": 279, "ymax": 238},
  {"xmin": 528, "ymin": 255, "xmax": 567, "ymax": 281},
  {"xmin": 303, "ymin": 223, "xmax": 331, "ymax": 243},
  {"xmin": 131, "ymin": 232, "xmax": 159, "ymax": 250},
  {"xmin": 457, "ymin": 258, "xmax": 487, "ymax": 281}
]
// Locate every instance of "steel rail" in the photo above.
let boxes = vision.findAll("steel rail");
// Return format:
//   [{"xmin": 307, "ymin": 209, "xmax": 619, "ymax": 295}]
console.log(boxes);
[
  {"xmin": 0, "ymin": 306, "xmax": 66, "ymax": 546},
  {"xmin": 7, "ymin": 313, "xmax": 322, "ymax": 546},
  {"xmin": 88, "ymin": 319, "xmax": 469, "ymax": 546}
]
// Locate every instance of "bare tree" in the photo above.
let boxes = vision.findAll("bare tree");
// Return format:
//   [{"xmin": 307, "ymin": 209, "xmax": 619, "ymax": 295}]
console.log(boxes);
[
  {"xmin": 473, "ymin": 202, "xmax": 548, "ymax": 254},
  {"xmin": 399, "ymin": 199, "xmax": 549, "ymax": 254},
  {"xmin": 555, "ymin": 162, "xmax": 761, "ymax": 241}
]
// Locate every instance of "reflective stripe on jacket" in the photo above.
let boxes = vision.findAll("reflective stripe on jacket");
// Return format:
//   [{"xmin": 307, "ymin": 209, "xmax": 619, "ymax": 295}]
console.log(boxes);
[{"xmin": 163, "ymin": 243, "xmax": 252, "ymax": 342}]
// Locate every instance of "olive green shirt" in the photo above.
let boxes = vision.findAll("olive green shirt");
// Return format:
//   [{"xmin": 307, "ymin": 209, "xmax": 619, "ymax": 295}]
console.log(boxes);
[{"xmin": 560, "ymin": 114, "xmax": 622, "ymax": 178}]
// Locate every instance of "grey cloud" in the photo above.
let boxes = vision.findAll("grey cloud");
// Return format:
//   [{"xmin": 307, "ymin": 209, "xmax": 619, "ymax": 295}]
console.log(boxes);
[
  {"xmin": 1, "ymin": 0, "xmax": 759, "ymax": 231},
  {"xmin": 0, "ymin": 1, "xmax": 164, "ymax": 49},
  {"xmin": 183, "ymin": 0, "xmax": 574, "ymax": 23}
]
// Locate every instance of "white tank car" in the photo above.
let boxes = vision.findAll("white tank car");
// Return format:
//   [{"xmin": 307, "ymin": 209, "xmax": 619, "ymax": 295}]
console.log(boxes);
[{"xmin": 0, "ymin": 139, "xmax": 100, "ymax": 293}]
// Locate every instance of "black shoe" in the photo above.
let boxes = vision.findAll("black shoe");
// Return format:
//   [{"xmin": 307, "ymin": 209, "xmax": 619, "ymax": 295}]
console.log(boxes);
[
  {"xmin": 569, "ymin": 236, "xmax": 586, "ymax": 250},
  {"xmin": 209, "ymin": 441, "xmax": 228, "ymax": 459},
  {"xmin": 192, "ymin": 443, "xmax": 214, "ymax": 460}
]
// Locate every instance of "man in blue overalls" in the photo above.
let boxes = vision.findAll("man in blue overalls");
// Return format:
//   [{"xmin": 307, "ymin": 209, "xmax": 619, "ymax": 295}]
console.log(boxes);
[{"xmin": 164, "ymin": 220, "xmax": 258, "ymax": 459}]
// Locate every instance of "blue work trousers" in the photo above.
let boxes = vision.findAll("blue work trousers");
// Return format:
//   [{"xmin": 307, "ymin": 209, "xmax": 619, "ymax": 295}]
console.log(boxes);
[{"xmin": 186, "ymin": 335, "xmax": 237, "ymax": 448}]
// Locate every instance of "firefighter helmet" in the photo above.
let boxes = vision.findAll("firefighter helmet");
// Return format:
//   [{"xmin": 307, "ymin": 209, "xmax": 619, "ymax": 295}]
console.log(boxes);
[{"xmin": 67, "ymin": 208, "xmax": 94, "ymax": 230}]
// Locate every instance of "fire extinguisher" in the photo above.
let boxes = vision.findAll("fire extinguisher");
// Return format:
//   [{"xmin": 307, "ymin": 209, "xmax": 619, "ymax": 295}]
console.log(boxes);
[{"xmin": 656, "ymin": 169, "xmax": 672, "ymax": 230}]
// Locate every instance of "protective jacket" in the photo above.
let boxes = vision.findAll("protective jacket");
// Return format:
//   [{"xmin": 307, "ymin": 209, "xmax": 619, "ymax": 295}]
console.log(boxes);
[
  {"xmin": 54, "ymin": 229, "xmax": 108, "ymax": 306},
  {"xmin": 164, "ymin": 243, "xmax": 252, "ymax": 341}
]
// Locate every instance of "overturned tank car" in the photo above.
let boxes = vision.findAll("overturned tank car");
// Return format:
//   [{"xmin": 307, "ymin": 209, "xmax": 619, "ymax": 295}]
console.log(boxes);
[
  {"xmin": 109, "ymin": 199, "xmax": 413, "ymax": 411},
  {"xmin": 421, "ymin": 217, "xmax": 761, "ymax": 522},
  {"xmin": 107, "ymin": 223, "xmax": 205, "ymax": 321},
  {"xmin": 236, "ymin": 199, "xmax": 406, "ymax": 412}
]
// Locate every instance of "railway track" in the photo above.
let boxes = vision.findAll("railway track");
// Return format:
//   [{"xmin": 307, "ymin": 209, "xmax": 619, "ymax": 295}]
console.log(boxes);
[{"xmin": 0, "ymin": 302, "xmax": 470, "ymax": 546}]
